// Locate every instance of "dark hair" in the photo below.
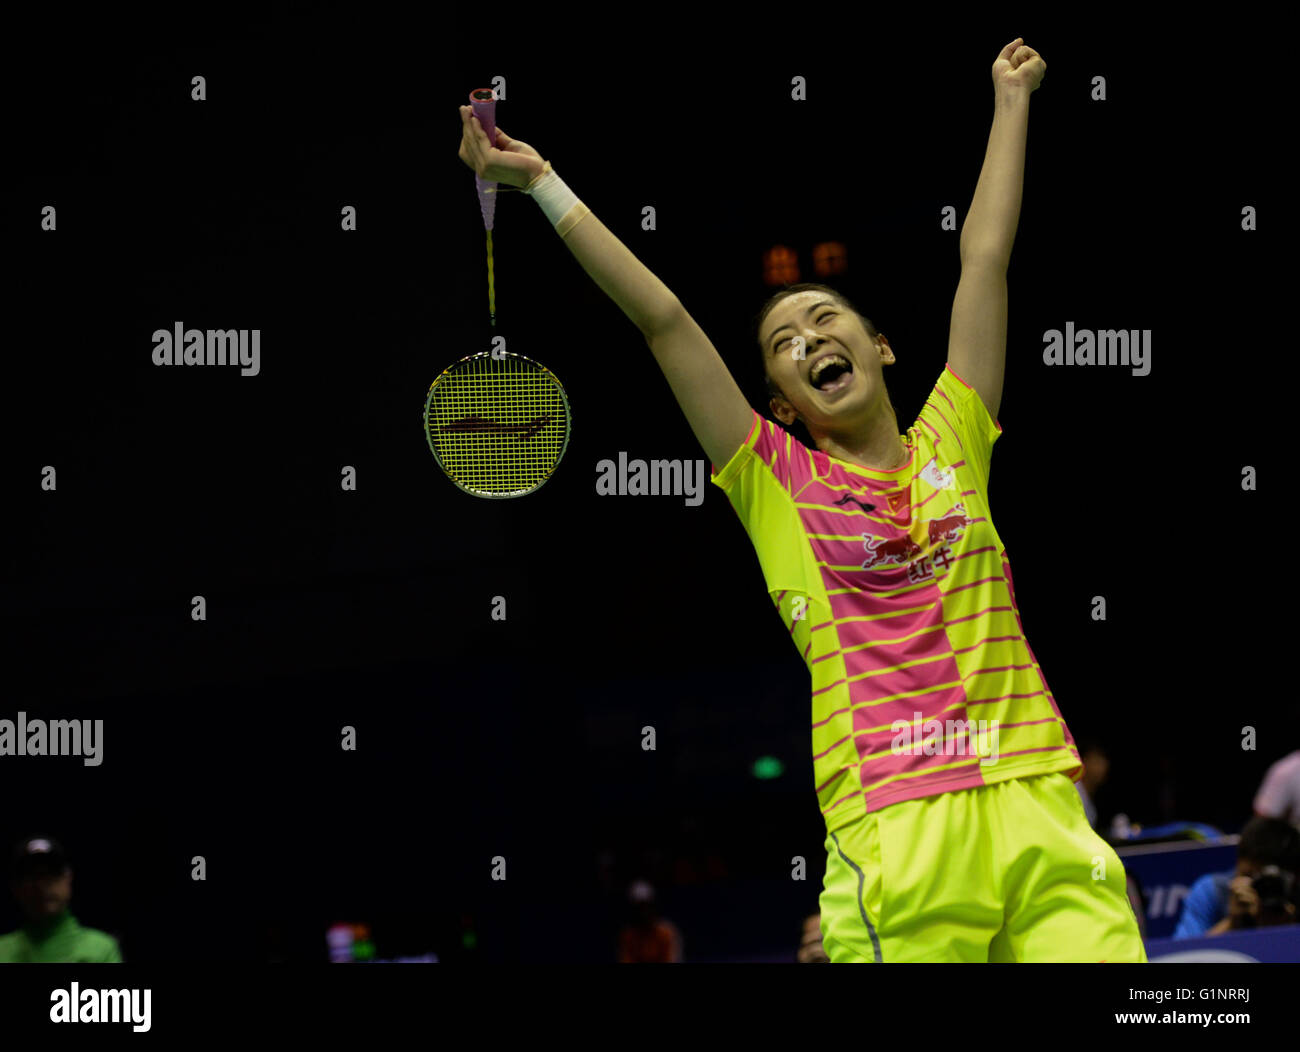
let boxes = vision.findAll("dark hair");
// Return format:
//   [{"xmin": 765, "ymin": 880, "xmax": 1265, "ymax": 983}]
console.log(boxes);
[
  {"xmin": 1239, "ymin": 815, "xmax": 1300, "ymax": 871},
  {"xmin": 753, "ymin": 282, "xmax": 882, "ymax": 402}
]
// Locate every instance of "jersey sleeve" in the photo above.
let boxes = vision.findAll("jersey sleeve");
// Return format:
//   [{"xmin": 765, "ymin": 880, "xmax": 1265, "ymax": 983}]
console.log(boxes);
[
  {"xmin": 708, "ymin": 409, "xmax": 829, "ymax": 625},
  {"xmin": 709, "ymin": 409, "xmax": 812, "ymax": 495},
  {"xmin": 919, "ymin": 364, "xmax": 1003, "ymax": 494}
]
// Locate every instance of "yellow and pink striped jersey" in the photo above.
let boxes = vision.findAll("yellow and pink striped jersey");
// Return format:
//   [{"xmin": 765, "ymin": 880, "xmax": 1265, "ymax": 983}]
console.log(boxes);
[{"xmin": 711, "ymin": 364, "xmax": 1081, "ymax": 832}]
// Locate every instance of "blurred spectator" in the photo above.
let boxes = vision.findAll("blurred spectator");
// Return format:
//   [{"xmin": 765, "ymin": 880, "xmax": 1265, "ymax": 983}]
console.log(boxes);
[
  {"xmin": 1253, "ymin": 750, "xmax": 1300, "ymax": 830},
  {"xmin": 797, "ymin": 912, "xmax": 829, "ymax": 963},
  {"xmin": 1075, "ymin": 742, "xmax": 1109, "ymax": 831},
  {"xmin": 1173, "ymin": 816, "xmax": 1300, "ymax": 939},
  {"xmin": 1211, "ymin": 865, "xmax": 1298, "ymax": 933},
  {"xmin": 0, "ymin": 836, "xmax": 122, "ymax": 963},
  {"xmin": 616, "ymin": 880, "xmax": 682, "ymax": 963}
]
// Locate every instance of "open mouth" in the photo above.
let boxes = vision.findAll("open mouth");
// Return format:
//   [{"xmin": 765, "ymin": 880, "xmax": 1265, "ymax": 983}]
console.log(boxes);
[{"xmin": 809, "ymin": 353, "xmax": 854, "ymax": 394}]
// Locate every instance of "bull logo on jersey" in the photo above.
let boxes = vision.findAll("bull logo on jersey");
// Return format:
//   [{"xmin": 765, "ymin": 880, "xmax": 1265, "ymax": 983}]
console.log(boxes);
[
  {"xmin": 860, "ymin": 533, "xmax": 922, "ymax": 569},
  {"xmin": 928, "ymin": 503, "xmax": 972, "ymax": 547},
  {"xmin": 860, "ymin": 503, "xmax": 973, "ymax": 571}
]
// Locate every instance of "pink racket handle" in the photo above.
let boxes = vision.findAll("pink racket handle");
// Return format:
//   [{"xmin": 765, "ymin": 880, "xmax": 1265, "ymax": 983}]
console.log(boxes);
[{"xmin": 470, "ymin": 88, "xmax": 498, "ymax": 231}]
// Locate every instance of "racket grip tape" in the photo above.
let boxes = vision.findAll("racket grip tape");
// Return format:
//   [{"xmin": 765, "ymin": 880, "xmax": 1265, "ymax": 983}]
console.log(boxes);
[
  {"xmin": 470, "ymin": 88, "xmax": 499, "ymax": 231},
  {"xmin": 469, "ymin": 87, "xmax": 498, "ymax": 147}
]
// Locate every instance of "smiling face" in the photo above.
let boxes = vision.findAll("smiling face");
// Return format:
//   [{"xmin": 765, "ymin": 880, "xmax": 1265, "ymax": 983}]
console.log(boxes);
[{"xmin": 759, "ymin": 290, "xmax": 894, "ymax": 436}]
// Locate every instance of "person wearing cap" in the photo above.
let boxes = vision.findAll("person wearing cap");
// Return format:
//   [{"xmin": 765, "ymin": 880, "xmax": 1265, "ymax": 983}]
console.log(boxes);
[
  {"xmin": 616, "ymin": 881, "xmax": 682, "ymax": 963},
  {"xmin": 0, "ymin": 837, "xmax": 122, "ymax": 963}
]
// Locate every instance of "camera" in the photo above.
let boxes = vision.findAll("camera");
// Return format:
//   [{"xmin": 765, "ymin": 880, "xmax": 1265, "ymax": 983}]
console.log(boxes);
[{"xmin": 1246, "ymin": 865, "xmax": 1297, "ymax": 927}]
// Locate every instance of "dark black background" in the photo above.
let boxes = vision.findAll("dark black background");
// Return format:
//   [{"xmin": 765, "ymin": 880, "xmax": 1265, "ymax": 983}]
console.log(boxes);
[{"xmin": 1, "ymin": 6, "xmax": 1290, "ymax": 962}]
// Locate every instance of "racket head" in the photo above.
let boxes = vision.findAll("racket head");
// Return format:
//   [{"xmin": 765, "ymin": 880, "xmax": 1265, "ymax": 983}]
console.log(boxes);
[{"xmin": 424, "ymin": 350, "xmax": 571, "ymax": 498}]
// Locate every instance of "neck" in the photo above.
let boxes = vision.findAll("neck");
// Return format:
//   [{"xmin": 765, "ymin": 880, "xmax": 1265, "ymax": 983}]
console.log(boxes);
[
  {"xmin": 813, "ymin": 406, "xmax": 907, "ymax": 471},
  {"xmin": 25, "ymin": 908, "xmax": 70, "ymax": 932}
]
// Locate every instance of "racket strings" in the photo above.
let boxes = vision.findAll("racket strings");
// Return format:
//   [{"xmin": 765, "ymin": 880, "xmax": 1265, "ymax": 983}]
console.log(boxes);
[{"xmin": 426, "ymin": 354, "xmax": 569, "ymax": 495}]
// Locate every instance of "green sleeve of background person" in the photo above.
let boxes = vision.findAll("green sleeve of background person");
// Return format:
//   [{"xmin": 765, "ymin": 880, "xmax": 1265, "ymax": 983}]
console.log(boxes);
[
  {"xmin": 0, "ymin": 916, "xmax": 122, "ymax": 963},
  {"xmin": 85, "ymin": 928, "xmax": 123, "ymax": 962}
]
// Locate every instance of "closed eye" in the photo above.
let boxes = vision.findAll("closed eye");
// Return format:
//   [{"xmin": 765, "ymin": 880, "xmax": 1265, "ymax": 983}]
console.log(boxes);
[{"xmin": 773, "ymin": 313, "xmax": 836, "ymax": 353}]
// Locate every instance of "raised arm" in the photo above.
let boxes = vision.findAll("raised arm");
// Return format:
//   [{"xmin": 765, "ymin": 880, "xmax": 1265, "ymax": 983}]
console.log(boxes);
[
  {"xmin": 947, "ymin": 38, "xmax": 1046, "ymax": 424},
  {"xmin": 457, "ymin": 107, "xmax": 754, "ymax": 469}
]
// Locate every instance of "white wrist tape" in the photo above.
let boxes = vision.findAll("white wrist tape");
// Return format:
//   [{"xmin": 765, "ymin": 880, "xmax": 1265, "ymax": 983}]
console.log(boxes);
[{"xmin": 524, "ymin": 162, "xmax": 589, "ymax": 236}]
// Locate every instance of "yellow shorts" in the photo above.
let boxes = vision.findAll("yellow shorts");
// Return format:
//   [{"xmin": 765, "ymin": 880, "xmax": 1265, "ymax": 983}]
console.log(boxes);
[{"xmin": 819, "ymin": 772, "xmax": 1147, "ymax": 962}]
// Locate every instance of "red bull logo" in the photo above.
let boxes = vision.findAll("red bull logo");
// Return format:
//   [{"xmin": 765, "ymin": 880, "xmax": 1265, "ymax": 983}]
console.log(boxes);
[
  {"xmin": 860, "ymin": 533, "xmax": 922, "ymax": 569},
  {"xmin": 861, "ymin": 503, "xmax": 973, "ymax": 570},
  {"xmin": 928, "ymin": 502, "xmax": 972, "ymax": 547}
]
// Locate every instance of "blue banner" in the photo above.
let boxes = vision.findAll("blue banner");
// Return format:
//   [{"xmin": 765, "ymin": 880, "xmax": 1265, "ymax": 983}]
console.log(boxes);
[{"xmin": 1117, "ymin": 838, "xmax": 1239, "ymax": 940}]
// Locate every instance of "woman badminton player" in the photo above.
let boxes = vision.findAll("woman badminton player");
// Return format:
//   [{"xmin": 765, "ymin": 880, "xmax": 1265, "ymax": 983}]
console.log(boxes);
[{"xmin": 457, "ymin": 38, "xmax": 1147, "ymax": 962}]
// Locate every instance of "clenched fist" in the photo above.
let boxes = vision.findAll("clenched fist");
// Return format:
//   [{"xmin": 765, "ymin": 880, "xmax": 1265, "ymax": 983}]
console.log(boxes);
[{"xmin": 457, "ymin": 105, "xmax": 547, "ymax": 189}]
